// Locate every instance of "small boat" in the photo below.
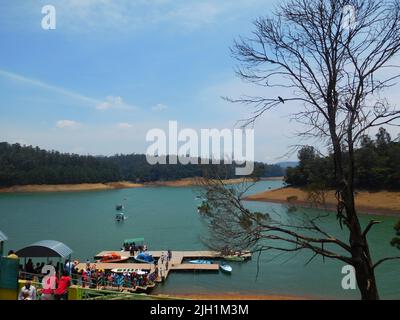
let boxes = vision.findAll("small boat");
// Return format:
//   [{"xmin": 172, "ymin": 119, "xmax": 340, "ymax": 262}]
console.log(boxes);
[
  {"xmin": 115, "ymin": 212, "xmax": 126, "ymax": 221},
  {"xmin": 134, "ymin": 252, "xmax": 155, "ymax": 264},
  {"xmin": 100, "ymin": 253, "xmax": 129, "ymax": 263},
  {"xmin": 220, "ymin": 263, "xmax": 232, "ymax": 273},
  {"xmin": 116, "ymin": 204, "xmax": 124, "ymax": 211},
  {"xmin": 111, "ymin": 268, "xmax": 147, "ymax": 275},
  {"xmin": 188, "ymin": 260, "xmax": 212, "ymax": 264},
  {"xmin": 223, "ymin": 255, "xmax": 245, "ymax": 262}
]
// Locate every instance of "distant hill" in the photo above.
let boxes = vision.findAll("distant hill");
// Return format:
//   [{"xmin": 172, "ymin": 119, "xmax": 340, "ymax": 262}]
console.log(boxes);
[
  {"xmin": 0, "ymin": 142, "xmax": 283, "ymax": 187},
  {"xmin": 276, "ymin": 161, "xmax": 299, "ymax": 169}
]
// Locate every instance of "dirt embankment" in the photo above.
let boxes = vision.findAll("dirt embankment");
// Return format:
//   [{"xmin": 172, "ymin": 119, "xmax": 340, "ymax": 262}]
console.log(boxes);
[
  {"xmin": 245, "ymin": 187, "xmax": 400, "ymax": 216},
  {"xmin": 0, "ymin": 177, "xmax": 266, "ymax": 193}
]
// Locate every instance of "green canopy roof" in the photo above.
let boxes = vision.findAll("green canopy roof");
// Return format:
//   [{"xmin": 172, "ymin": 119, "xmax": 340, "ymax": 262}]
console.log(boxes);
[{"xmin": 124, "ymin": 238, "xmax": 145, "ymax": 244}]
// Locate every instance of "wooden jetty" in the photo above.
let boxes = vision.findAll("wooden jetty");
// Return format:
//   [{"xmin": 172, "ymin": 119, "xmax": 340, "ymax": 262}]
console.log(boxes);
[
  {"xmin": 94, "ymin": 250, "xmax": 252, "ymax": 260},
  {"xmin": 80, "ymin": 250, "xmax": 251, "ymax": 282}
]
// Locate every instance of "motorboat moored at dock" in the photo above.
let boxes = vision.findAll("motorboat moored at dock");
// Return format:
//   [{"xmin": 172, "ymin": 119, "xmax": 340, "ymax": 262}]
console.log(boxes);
[
  {"xmin": 134, "ymin": 252, "xmax": 155, "ymax": 263},
  {"xmin": 219, "ymin": 263, "xmax": 232, "ymax": 273},
  {"xmin": 100, "ymin": 252, "xmax": 130, "ymax": 263},
  {"xmin": 188, "ymin": 259, "xmax": 212, "ymax": 264}
]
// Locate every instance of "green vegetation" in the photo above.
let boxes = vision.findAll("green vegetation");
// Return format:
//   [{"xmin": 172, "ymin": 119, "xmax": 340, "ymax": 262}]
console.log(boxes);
[
  {"xmin": 392, "ymin": 221, "xmax": 400, "ymax": 250},
  {"xmin": 0, "ymin": 142, "xmax": 284, "ymax": 187},
  {"xmin": 285, "ymin": 128, "xmax": 400, "ymax": 191}
]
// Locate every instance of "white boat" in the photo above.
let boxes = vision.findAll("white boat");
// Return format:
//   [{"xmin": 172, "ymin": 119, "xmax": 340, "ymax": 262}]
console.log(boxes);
[
  {"xmin": 219, "ymin": 263, "xmax": 232, "ymax": 273},
  {"xmin": 111, "ymin": 268, "xmax": 147, "ymax": 275},
  {"xmin": 188, "ymin": 259, "xmax": 212, "ymax": 264}
]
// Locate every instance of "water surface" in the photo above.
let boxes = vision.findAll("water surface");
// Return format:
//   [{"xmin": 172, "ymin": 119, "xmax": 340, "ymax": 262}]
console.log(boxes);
[{"xmin": 0, "ymin": 180, "xmax": 398, "ymax": 299}]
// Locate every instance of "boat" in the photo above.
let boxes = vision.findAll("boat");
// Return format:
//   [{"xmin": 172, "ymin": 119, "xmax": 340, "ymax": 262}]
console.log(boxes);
[
  {"xmin": 134, "ymin": 252, "xmax": 155, "ymax": 263},
  {"xmin": 188, "ymin": 260, "xmax": 212, "ymax": 264},
  {"xmin": 111, "ymin": 268, "xmax": 147, "ymax": 275},
  {"xmin": 100, "ymin": 253, "xmax": 129, "ymax": 263},
  {"xmin": 219, "ymin": 263, "xmax": 232, "ymax": 273},
  {"xmin": 115, "ymin": 212, "xmax": 126, "ymax": 222},
  {"xmin": 223, "ymin": 255, "xmax": 245, "ymax": 262},
  {"xmin": 116, "ymin": 204, "xmax": 124, "ymax": 211}
]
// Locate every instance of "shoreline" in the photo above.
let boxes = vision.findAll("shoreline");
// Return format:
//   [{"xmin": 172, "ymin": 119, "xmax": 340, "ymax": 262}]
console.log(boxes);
[
  {"xmin": 0, "ymin": 182, "xmax": 144, "ymax": 193},
  {"xmin": 0, "ymin": 177, "xmax": 280, "ymax": 193},
  {"xmin": 245, "ymin": 187, "xmax": 400, "ymax": 217}
]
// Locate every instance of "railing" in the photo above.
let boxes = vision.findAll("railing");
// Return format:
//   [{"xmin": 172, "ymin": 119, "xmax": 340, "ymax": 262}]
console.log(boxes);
[{"xmin": 18, "ymin": 270, "xmax": 159, "ymax": 300}]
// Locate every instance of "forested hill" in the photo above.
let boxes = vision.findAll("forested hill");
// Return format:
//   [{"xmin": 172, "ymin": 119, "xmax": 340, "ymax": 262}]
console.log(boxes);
[
  {"xmin": 285, "ymin": 128, "xmax": 400, "ymax": 191},
  {"xmin": 0, "ymin": 142, "xmax": 284, "ymax": 187}
]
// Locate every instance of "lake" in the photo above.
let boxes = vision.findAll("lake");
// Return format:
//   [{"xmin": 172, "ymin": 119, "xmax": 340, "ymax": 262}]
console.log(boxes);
[{"xmin": 0, "ymin": 180, "xmax": 399, "ymax": 299}]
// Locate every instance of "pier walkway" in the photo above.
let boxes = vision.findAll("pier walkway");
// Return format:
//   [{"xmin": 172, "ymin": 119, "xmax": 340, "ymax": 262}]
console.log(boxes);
[{"xmin": 75, "ymin": 250, "xmax": 251, "ymax": 282}]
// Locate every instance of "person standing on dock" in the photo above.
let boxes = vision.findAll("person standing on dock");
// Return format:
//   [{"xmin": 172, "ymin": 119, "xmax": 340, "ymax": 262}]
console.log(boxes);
[
  {"xmin": 167, "ymin": 250, "xmax": 172, "ymax": 261},
  {"xmin": 54, "ymin": 271, "xmax": 71, "ymax": 300},
  {"xmin": 7, "ymin": 250, "xmax": 18, "ymax": 259},
  {"xmin": 160, "ymin": 252, "xmax": 165, "ymax": 264}
]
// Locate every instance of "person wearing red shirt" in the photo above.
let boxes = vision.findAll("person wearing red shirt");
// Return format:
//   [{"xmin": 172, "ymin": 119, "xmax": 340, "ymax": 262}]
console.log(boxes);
[
  {"xmin": 54, "ymin": 271, "xmax": 71, "ymax": 300},
  {"xmin": 41, "ymin": 273, "xmax": 58, "ymax": 300}
]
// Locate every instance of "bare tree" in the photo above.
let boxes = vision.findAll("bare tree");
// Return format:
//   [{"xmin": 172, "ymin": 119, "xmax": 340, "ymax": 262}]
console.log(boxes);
[{"xmin": 201, "ymin": 0, "xmax": 400, "ymax": 300}]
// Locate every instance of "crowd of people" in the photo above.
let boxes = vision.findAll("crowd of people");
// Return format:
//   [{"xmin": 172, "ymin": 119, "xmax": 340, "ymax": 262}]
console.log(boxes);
[
  {"xmin": 18, "ymin": 270, "xmax": 71, "ymax": 301},
  {"xmin": 122, "ymin": 241, "xmax": 148, "ymax": 255},
  {"xmin": 8, "ymin": 244, "xmax": 163, "ymax": 300},
  {"xmin": 15, "ymin": 253, "xmax": 74, "ymax": 300},
  {"xmin": 78, "ymin": 259, "xmax": 157, "ymax": 291}
]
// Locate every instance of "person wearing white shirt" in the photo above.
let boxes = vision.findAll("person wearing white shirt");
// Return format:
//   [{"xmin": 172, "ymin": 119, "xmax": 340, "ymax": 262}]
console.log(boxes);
[{"xmin": 18, "ymin": 280, "xmax": 36, "ymax": 300}]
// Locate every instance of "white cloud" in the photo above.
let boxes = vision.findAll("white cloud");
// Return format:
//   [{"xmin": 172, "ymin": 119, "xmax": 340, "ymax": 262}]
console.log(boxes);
[
  {"xmin": 56, "ymin": 120, "xmax": 82, "ymax": 129},
  {"xmin": 0, "ymin": 70, "xmax": 137, "ymax": 112},
  {"xmin": 117, "ymin": 122, "xmax": 133, "ymax": 129},
  {"xmin": 96, "ymin": 96, "xmax": 135, "ymax": 111},
  {"xmin": 0, "ymin": 69, "xmax": 98, "ymax": 106},
  {"xmin": 152, "ymin": 103, "xmax": 168, "ymax": 111}
]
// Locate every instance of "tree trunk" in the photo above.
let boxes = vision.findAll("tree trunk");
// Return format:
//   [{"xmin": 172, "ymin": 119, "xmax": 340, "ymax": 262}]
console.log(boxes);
[
  {"xmin": 331, "ymin": 128, "xmax": 380, "ymax": 300},
  {"xmin": 343, "ymin": 187, "xmax": 379, "ymax": 299},
  {"xmin": 353, "ymin": 256, "xmax": 379, "ymax": 300}
]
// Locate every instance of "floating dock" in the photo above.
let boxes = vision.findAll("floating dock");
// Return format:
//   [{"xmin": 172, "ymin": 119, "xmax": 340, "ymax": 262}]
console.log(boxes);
[{"xmin": 75, "ymin": 250, "xmax": 251, "ymax": 282}]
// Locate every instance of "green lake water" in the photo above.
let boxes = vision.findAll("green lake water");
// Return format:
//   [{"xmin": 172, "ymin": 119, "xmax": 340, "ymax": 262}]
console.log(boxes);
[{"xmin": 0, "ymin": 180, "xmax": 399, "ymax": 299}]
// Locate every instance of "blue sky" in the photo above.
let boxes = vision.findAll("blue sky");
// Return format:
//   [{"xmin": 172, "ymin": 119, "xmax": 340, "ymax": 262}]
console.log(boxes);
[{"xmin": 2, "ymin": 0, "xmax": 396, "ymax": 163}]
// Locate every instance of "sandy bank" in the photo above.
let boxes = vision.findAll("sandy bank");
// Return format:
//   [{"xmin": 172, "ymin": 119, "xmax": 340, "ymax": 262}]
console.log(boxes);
[
  {"xmin": 245, "ymin": 187, "xmax": 400, "ymax": 216},
  {"xmin": 0, "ymin": 182, "xmax": 144, "ymax": 193},
  {"xmin": 0, "ymin": 177, "xmax": 257, "ymax": 193}
]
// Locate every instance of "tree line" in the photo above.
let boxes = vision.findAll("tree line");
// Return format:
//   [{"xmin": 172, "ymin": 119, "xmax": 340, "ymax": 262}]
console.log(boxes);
[
  {"xmin": 0, "ymin": 142, "xmax": 284, "ymax": 187},
  {"xmin": 285, "ymin": 128, "xmax": 400, "ymax": 191}
]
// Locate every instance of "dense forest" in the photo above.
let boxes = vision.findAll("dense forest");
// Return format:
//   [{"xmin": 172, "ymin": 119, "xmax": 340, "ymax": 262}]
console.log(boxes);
[
  {"xmin": 285, "ymin": 128, "xmax": 400, "ymax": 191},
  {"xmin": 0, "ymin": 142, "xmax": 284, "ymax": 187}
]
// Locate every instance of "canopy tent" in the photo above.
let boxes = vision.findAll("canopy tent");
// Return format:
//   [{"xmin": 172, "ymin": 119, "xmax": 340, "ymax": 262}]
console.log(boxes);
[
  {"xmin": 123, "ymin": 238, "xmax": 145, "ymax": 245},
  {"xmin": 16, "ymin": 240, "xmax": 72, "ymax": 258}
]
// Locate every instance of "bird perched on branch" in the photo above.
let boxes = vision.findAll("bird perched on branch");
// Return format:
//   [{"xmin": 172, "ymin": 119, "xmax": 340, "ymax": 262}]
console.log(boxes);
[{"xmin": 278, "ymin": 96, "xmax": 285, "ymax": 104}]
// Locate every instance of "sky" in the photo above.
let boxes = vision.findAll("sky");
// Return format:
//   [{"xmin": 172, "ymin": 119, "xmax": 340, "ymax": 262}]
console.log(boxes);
[{"xmin": 0, "ymin": 0, "xmax": 398, "ymax": 163}]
